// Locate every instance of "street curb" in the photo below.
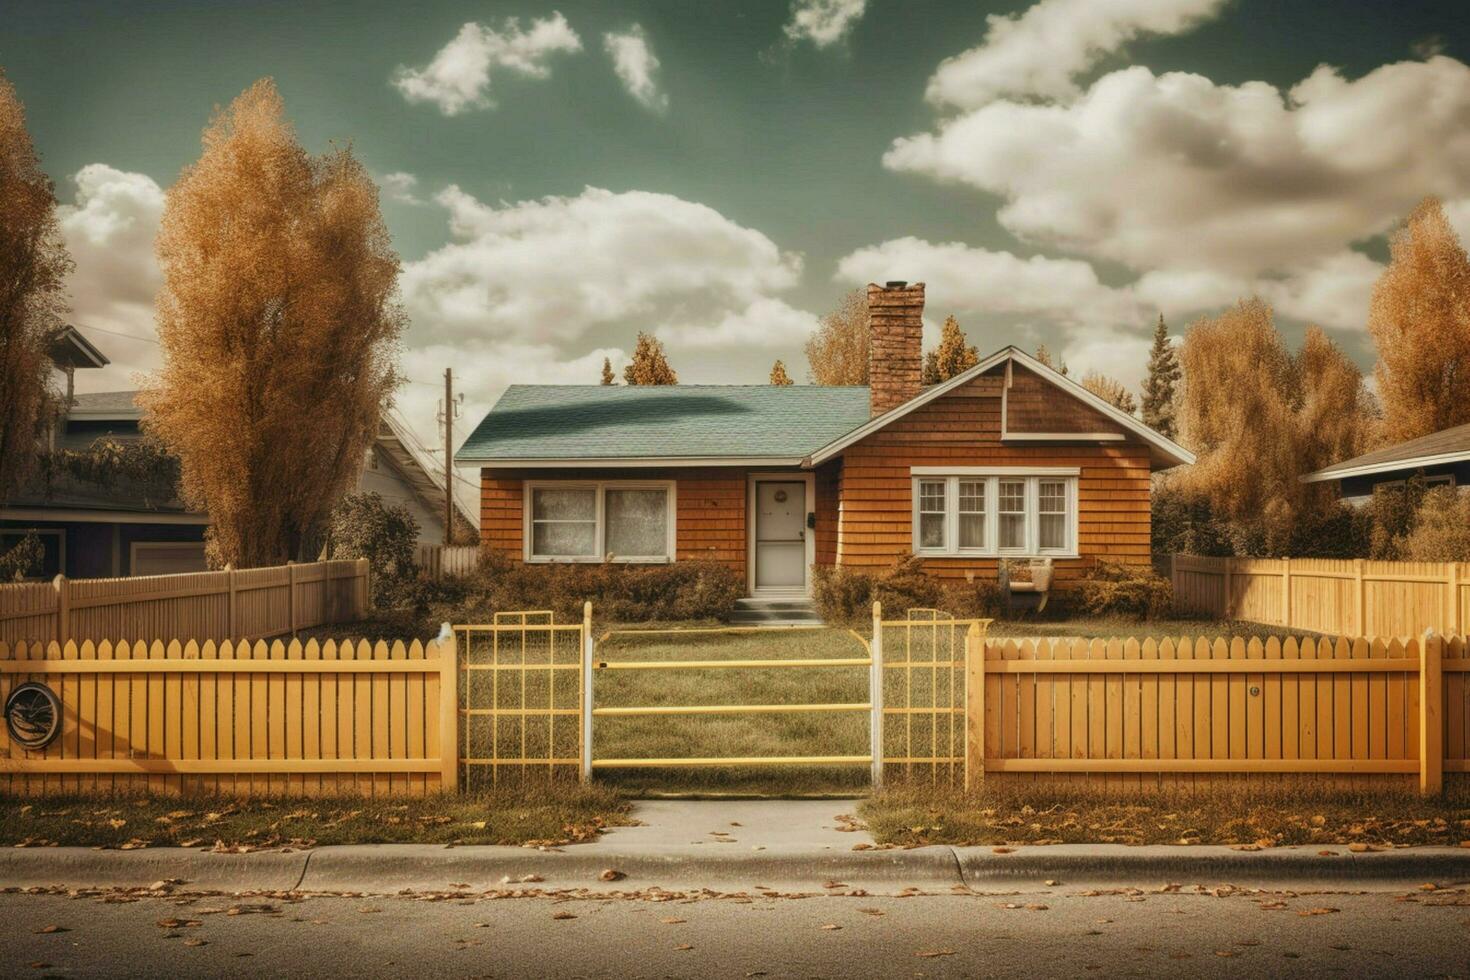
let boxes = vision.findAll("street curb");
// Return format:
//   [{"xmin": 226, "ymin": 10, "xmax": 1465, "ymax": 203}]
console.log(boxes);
[
  {"xmin": 953, "ymin": 844, "xmax": 1470, "ymax": 886},
  {"xmin": 3, "ymin": 844, "xmax": 1469, "ymax": 895}
]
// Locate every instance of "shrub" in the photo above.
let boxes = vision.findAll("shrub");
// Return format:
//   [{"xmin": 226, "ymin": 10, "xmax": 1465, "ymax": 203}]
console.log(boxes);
[
  {"xmin": 813, "ymin": 555, "xmax": 1002, "ymax": 625},
  {"xmin": 329, "ymin": 491, "xmax": 420, "ymax": 607},
  {"xmin": 463, "ymin": 553, "xmax": 742, "ymax": 623},
  {"xmin": 1397, "ymin": 486, "xmax": 1470, "ymax": 561},
  {"xmin": 811, "ymin": 564, "xmax": 874, "ymax": 624},
  {"xmin": 0, "ymin": 533, "xmax": 43, "ymax": 582},
  {"xmin": 1077, "ymin": 560, "xmax": 1173, "ymax": 620}
]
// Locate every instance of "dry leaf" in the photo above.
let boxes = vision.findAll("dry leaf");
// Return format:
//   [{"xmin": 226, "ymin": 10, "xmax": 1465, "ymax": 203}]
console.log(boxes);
[
  {"xmin": 1299, "ymin": 907, "xmax": 1340, "ymax": 916},
  {"xmin": 674, "ymin": 944, "xmax": 693, "ymax": 951},
  {"xmin": 599, "ymin": 869, "xmax": 625, "ymax": 882},
  {"xmin": 992, "ymin": 846, "xmax": 1015, "ymax": 854},
  {"xmin": 661, "ymin": 917, "xmax": 686, "ymax": 925},
  {"xmin": 33, "ymin": 925, "xmax": 66, "ymax": 934},
  {"xmin": 552, "ymin": 911, "xmax": 577, "ymax": 920},
  {"xmin": 183, "ymin": 938, "xmax": 208, "ymax": 948},
  {"xmin": 821, "ymin": 924, "xmax": 842, "ymax": 931},
  {"xmin": 916, "ymin": 949, "xmax": 957, "ymax": 958}
]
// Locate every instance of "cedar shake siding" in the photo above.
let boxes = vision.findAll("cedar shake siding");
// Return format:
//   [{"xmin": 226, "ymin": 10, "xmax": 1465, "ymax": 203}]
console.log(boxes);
[
  {"xmin": 833, "ymin": 364, "xmax": 1152, "ymax": 588},
  {"xmin": 480, "ymin": 467, "xmax": 750, "ymax": 575},
  {"xmin": 1005, "ymin": 363, "xmax": 1130, "ymax": 435}
]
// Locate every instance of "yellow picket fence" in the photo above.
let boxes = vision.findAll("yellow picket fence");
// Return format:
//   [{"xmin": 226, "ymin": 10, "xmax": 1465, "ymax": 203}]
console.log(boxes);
[
  {"xmin": 0, "ymin": 559, "xmax": 370, "ymax": 647},
  {"xmin": 0, "ymin": 632, "xmax": 457, "ymax": 796},
  {"xmin": 968, "ymin": 634, "xmax": 1463, "ymax": 794}
]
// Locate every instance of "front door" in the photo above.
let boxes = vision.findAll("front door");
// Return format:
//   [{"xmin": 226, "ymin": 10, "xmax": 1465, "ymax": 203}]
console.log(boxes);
[{"xmin": 754, "ymin": 480, "xmax": 807, "ymax": 592}]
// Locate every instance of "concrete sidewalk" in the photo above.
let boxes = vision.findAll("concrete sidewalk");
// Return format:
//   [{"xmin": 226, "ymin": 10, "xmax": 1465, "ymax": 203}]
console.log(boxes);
[{"xmin": 4, "ymin": 799, "xmax": 1470, "ymax": 895}]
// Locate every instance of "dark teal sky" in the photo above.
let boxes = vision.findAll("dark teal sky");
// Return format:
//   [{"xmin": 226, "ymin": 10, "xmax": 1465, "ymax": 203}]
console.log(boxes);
[{"xmin": 3, "ymin": 0, "xmax": 1469, "ymax": 445}]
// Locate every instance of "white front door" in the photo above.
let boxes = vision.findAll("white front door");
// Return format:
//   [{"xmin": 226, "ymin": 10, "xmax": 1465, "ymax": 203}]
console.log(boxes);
[{"xmin": 754, "ymin": 480, "xmax": 807, "ymax": 591}]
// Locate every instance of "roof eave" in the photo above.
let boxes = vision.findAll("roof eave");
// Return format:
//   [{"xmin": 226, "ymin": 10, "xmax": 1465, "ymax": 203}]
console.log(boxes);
[
  {"xmin": 1302, "ymin": 449, "xmax": 1470, "ymax": 483},
  {"xmin": 455, "ymin": 455, "xmax": 808, "ymax": 469}
]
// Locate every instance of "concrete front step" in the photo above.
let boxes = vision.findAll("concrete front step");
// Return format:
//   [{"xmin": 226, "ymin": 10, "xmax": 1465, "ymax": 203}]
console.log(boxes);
[{"xmin": 728, "ymin": 597, "xmax": 821, "ymax": 626}]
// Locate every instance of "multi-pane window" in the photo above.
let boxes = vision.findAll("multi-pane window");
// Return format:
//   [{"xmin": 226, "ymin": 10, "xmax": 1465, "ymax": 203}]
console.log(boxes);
[
  {"xmin": 912, "ymin": 472, "xmax": 1076, "ymax": 557},
  {"xmin": 917, "ymin": 480, "xmax": 947, "ymax": 550},
  {"xmin": 528, "ymin": 483, "xmax": 673, "ymax": 562}
]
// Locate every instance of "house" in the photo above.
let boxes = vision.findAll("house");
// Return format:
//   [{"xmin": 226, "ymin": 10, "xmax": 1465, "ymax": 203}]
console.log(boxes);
[
  {"xmin": 1, "ymin": 333, "xmax": 478, "ymax": 578},
  {"xmin": 1303, "ymin": 421, "xmax": 1470, "ymax": 504},
  {"xmin": 456, "ymin": 282, "xmax": 1193, "ymax": 600}
]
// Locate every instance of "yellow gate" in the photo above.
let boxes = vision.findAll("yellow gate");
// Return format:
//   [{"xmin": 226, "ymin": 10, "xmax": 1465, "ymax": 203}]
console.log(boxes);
[{"xmin": 454, "ymin": 606, "xmax": 590, "ymax": 787}]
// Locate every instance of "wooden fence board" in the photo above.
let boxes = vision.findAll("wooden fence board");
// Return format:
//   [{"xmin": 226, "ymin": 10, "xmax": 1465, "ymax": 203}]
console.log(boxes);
[{"xmin": 0, "ymin": 634, "xmax": 455, "ymax": 796}]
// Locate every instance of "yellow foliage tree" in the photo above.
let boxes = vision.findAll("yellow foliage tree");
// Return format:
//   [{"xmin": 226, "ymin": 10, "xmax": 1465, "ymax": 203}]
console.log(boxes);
[
  {"xmin": 0, "ymin": 71, "xmax": 67, "ymax": 506},
  {"xmin": 622, "ymin": 332, "xmax": 677, "ymax": 385},
  {"xmin": 1033, "ymin": 343, "xmax": 1068, "ymax": 376},
  {"xmin": 599, "ymin": 356, "xmax": 615, "ymax": 385},
  {"xmin": 769, "ymin": 359, "xmax": 793, "ymax": 385},
  {"xmin": 1368, "ymin": 197, "xmax": 1470, "ymax": 443},
  {"xmin": 921, "ymin": 315, "xmax": 979, "ymax": 385},
  {"xmin": 804, "ymin": 289, "xmax": 867, "ymax": 385},
  {"xmin": 1080, "ymin": 371, "xmax": 1137, "ymax": 414},
  {"xmin": 141, "ymin": 79, "xmax": 404, "ymax": 568}
]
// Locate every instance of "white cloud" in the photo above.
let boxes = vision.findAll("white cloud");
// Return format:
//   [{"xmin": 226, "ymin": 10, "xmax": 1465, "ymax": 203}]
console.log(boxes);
[
  {"xmin": 926, "ymin": 0, "xmax": 1226, "ymax": 107},
  {"xmin": 657, "ymin": 296, "xmax": 819, "ymax": 350},
  {"xmin": 603, "ymin": 25, "xmax": 667, "ymax": 112},
  {"xmin": 1445, "ymin": 198, "xmax": 1470, "ymax": 246},
  {"xmin": 783, "ymin": 0, "xmax": 867, "ymax": 48},
  {"xmin": 392, "ymin": 13, "xmax": 582, "ymax": 115},
  {"xmin": 835, "ymin": 236, "xmax": 1146, "ymax": 330},
  {"xmin": 57, "ymin": 164, "xmax": 166, "ymax": 388},
  {"xmin": 402, "ymin": 185, "xmax": 806, "ymax": 349},
  {"xmin": 380, "ymin": 171, "xmax": 424, "ymax": 205},
  {"xmin": 888, "ymin": 56, "xmax": 1470, "ymax": 278}
]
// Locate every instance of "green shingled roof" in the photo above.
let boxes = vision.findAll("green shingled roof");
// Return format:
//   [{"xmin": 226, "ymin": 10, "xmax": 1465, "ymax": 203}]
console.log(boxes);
[{"xmin": 457, "ymin": 385, "xmax": 872, "ymax": 462}]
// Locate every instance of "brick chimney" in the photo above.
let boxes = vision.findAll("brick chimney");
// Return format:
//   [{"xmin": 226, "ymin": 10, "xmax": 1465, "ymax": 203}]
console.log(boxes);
[{"xmin": 867, "ymin": 281, "xmax": 924, "ymax": 416}]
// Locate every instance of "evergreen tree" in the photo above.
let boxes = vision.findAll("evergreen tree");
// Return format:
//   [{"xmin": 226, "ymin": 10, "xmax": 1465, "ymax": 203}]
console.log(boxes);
[
  {"xmin": 599, "ymin": 356, "xmax": 615, "ymax": 385},
  {"xmin": 769, "ymin": 359, "xmax": 793, "ymax": 385},
  {"xmin": 1140, "ymin": 314, "xmax": 1180, "ymax": 438},
  {"xmin": 1034, "ymin": 343, "xmax": 1068, "ymax": 376},
  {"xmin": 922, "ymin": 315, "xmax": 979, "ymax": 385},
  {"xmin": 622, "ymin": 332, "xmax": 678, "ymax": 385}
]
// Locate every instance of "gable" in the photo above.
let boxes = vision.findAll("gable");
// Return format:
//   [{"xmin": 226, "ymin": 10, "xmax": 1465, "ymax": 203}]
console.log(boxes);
[{"xmin": 1004, "ymin": 364, "xmax": 1128, "ymax": 436}]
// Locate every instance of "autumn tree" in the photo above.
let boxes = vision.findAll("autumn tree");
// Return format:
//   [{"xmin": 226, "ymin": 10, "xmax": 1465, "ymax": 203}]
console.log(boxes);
[
  {"xmin": 141, "ymin": 79, "xmax": 404, "ymax": 568},
  {"xmin": 769, "ymin": 359, "xmax": 793, "ymax": 385},
  {"xmin": 1293, "ymin": 325, "xmax": 1373, "ymax": 485},
  {"xmin": 1033, "ymin": 343, "xmax": 1068, "ymax": 375},
  {"xmin": 0, "ymin": 71, "xmax": 67, "ymax": 507},
  {"xmin": 1175, "ymin": 299, "xmax": 1303, "ymax": 539},
  {"xmin": 921, "ymin": 315, "xmax": 979, "ymax": 385},
  {"xmin": 1140, "ymin": 314, "xmax": 1179, "ymax": 437},
  {"xmin": 805, "ymin": 288, "xmax": 867, "ymax": 385},
  {"xmin": 622, "ymin": 332, "xmax": 677, "ymax": 385},
  {"xmin": 1368, "ymin": 197, "xmax": 1470, "ymax": 443},
  {"xmin": 1080, "ymin": 371, "xmax": 1137, "ymax": 414},
  {"xmin": 599, "ymin": 356, "xmax": 615, "ymax": 385}
]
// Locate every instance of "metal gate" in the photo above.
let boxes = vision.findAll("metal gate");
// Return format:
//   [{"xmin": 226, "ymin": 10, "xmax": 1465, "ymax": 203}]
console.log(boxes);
[{"xmin": 456, "ymin": 604, "xmax": 988, "ymax": 788}]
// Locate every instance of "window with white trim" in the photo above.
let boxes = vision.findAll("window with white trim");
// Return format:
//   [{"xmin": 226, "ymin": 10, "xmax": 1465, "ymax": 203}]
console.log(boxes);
[
  {"xmin": 526, "ymin": 482, "xmax": 675, "ymax": 562},
  {"xmin": 911, "ymin": 471, "xmax": 1078, "ymax": 557}
]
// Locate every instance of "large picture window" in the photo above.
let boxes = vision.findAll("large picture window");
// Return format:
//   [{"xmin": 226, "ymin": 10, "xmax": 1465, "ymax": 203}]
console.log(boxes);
[
  {"xmin": 526, "ymin": 482, "xmax": 675, "ymax": 562},
  {"xmin": 910, "ymin": 469, "xmax": 1078, "ymax": 557}
]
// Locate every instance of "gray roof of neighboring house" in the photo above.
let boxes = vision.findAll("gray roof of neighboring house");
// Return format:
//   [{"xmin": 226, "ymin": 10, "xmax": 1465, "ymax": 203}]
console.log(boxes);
[
  {"xmin": 1304, "ymin": 420, "xmax": 1470, "ymax": 482},
  {"xmin": 456, "ymin": 384, "xmax": 874, "ymax": 462},
  {"xmin": 67, "ymin": 390, "xmax": 144, "ymax": 418}
]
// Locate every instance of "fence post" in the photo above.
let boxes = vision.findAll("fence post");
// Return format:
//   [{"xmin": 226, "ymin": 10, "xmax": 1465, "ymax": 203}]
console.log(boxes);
[
  {"xmin": 581, "ymin": 601, "xmax": 594, "ymax": 783},
  {"xmin": 964, "ymin": 622, "xmax": 985, "ymax": 791},
  {"xmin": 1354, "ymin": 559, "xmax": 1365, "ymax": 637},
  {"xmin": 1419, "ymin": 630, "xmax": 1444, "ymax": 796},
  {"xmin": 286, "ymin": 561, "xmax": 297, "ymax": 636},
  {"xmin": 1223, "ymin": 558, "xmax": 1233, "ymax": 618},
  {"xmin": 225, "ymin": 565, "xmax": 237, "ymax": 642},
  {"xmin": 1281, "ymin": 558, "xmax": 1291, "ymax": 628},
  {"xmin": 356, "ymin": 557, "xmax": 370, "ymax": 617},
  {"xmin": 52, "ymin": 574, "xmax": 69, "ymax": 642},
  {"xmin": 870, "ymin": 600, "xmax": 883, "ymax": 789},
  {"xmin": 439, "ymin": 623, "xmax": 459, "ymax": 793},
  {"xmin": 1447, "ymin": 563, "xmax": 1460, "ymax": 636}
]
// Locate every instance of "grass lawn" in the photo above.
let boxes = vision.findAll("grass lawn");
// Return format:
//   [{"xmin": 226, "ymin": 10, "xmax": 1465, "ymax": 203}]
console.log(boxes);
[
  {"xmin": 860, "ymin": 784, "xmax": 1470, "ymax": 847},
  {"xmin": 0, "ymin": 785, "xmax": 631, "ymax": 849},
  {"xmin": 592, "ymin": 627, "xmax": 872, "ymax": 796}
]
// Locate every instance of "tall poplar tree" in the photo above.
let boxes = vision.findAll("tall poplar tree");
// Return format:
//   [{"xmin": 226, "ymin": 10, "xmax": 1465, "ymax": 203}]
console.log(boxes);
[
  {"xmin": 1368, "ymin": 197, "xmax": 1470, "ymax": 443},
  {"xmin": 599, "ymin": 357, "xmax": 615, "ymax": 385},
  {"xmin": 142, "ymin": 79, "xmax": 405, "ymax": 567},
  {"xmin": 1140, "ymin": 314, "xmax": 1180, "ymax": 438},
  {"xmin": 0, "ymin": 71, "xmax": 67, "ymax": 507}
]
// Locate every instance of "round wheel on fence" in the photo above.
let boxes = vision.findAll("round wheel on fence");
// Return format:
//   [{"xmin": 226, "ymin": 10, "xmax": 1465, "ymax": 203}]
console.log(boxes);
[{"xmin": 5, "ymin": 682, "xmax": 62, "ymax": 750}]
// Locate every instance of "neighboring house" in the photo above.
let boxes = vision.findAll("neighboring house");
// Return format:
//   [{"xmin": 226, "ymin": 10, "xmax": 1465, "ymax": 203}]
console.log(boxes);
[
  {"xmin": 1303, "ymin": 422, "xmax": 1470, "ymax": 504},
  {"xmin": 457, "ymin": 282, "xmax": 1194, "ymax": 598},
  {"xmin": 1, "ymin": 338, "xmax": 478, "ymax": 578}
]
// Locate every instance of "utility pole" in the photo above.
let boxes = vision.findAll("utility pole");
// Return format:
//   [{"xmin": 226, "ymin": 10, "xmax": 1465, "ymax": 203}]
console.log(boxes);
[{"xmin": 443, "ymin": 368, "xmax": 454, "ymax": 546}]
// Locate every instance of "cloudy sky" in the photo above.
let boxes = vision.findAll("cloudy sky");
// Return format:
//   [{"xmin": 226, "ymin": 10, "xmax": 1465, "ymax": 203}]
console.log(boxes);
[{"xmin": 5, "ymin": 0, "xmax": 1470, "ymax": 456}]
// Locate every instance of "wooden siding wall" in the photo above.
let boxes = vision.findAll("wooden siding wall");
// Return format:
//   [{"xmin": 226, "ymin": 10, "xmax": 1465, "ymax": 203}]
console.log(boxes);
[
  {"xmin": 0, "ymin": 560, "xmax": 370, "ymax": 647},
  {"xmin": 0, "ymin": 634, "xmax": 457, "ymax": 796},
  {"xmin": 1005, "ymin": 364, "xmax": 1128, "ymax": 434},
  {"xmin": 836, "ymin": 367, "xmax": 1152, "ymax": 584},
  {"xmin": 814, "ymin": 461, "xmax": 841, "ymax": 567},
  {"xmin": 480, "ymin": 468, "xmax": 749, "ymax": 575}
]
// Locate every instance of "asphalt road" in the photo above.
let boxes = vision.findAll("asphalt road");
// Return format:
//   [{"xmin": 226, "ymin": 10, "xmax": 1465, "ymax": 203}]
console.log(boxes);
[{"xmin": 4, "ymin": 883, "xmax": 1469, "ymax": 979}]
